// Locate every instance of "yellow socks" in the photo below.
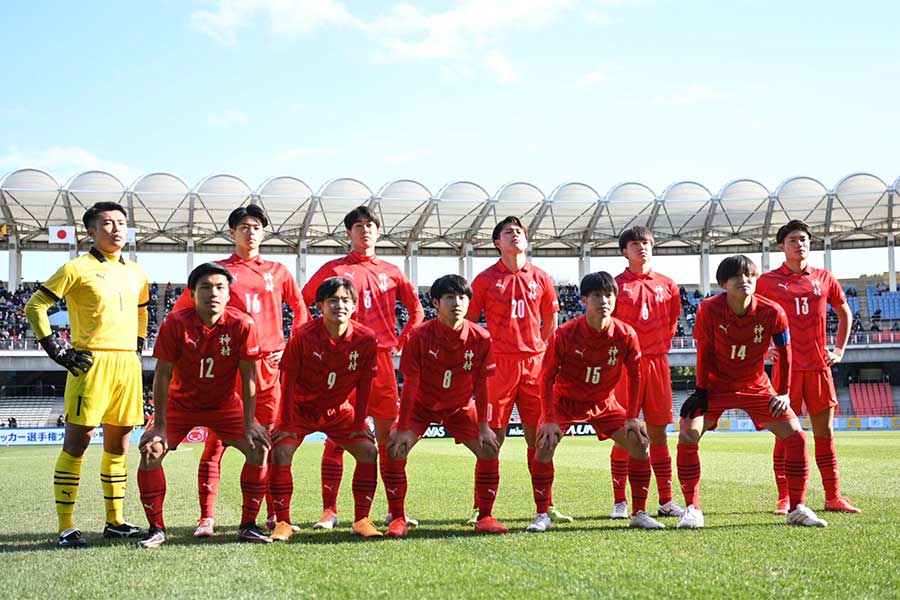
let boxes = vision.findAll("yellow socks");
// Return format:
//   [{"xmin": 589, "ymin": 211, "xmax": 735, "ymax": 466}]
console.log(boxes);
[
  {"xmin": 54, "ymin": 451, "xmax": 84, "ymax": 533},
  {"xmin": 100, "ymin": 451, "xmax": 128, "ymax": 525}
]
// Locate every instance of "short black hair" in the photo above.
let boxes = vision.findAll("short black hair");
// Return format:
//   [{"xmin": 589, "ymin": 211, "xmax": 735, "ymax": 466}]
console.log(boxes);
[
  {"xmin": 315, "ymin": 276, "xmax": 358, "ymax": 304},
  {"xmin": 83, "ymin": 202, "xmax": 127, "ymax": 229},
  {"xmin": 715, "ymin": 255, "xmax": 758, "ymax": 286},
  {"xmin": 492, "ymin": 216, "xmax": 526, "ymax": 243},
  {"xmin": 580, "ymin": 271, "xmax": 618, "ymax": 297},
  {"xmin": 430, "ymin": 274, "xmax": 472, "ymax": 300},
  {"xmin": 775, "ymin": 219, "xmax": 812, "ymax": 245},
  {"xmin": 228, "ymin": 204, "xmax": 269, "ymax": 229},
  {"xmin": 188, "ymin": 262, "xmax": 233, "ymax": 290},
  {"xmin": 618, "ymin": 226, "xmax": 655, "ymax": 250},
  {"xmin": 343, "ymin": 206, "xmax": 380, "ymax": 231}
]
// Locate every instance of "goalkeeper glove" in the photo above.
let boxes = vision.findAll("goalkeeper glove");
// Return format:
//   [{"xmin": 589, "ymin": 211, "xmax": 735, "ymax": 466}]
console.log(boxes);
[
  {"xmin": 38, "ymin": 335, "xmax": 93, "ymax": 377},
  {"xmin": 679, "ymin": 387, "xmax": 708, "ymax": 419}
]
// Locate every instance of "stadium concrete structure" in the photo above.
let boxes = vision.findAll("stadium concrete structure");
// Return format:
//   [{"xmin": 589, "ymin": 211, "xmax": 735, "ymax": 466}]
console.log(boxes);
[
  {"xmin": 2, "ymin": 168, "xmax": 900, "ymax": 294},
  {"xmin": 1, "ymin": 168, "xmax": 898, "ymax": 433}
]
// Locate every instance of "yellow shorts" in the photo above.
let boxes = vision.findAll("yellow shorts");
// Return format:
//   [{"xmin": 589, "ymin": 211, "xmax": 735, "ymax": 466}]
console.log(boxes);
[{"xmin": 64, "ymin": 350, "xmax": 143, "ymax": 427}]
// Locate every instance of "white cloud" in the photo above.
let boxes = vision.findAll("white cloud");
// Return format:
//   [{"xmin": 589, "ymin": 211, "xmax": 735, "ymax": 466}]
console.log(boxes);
[
  {"xmin": 482, "ymin": 50, "xmax": 518, "ymax": 84},
  {"xmin": 369, "ymin": 0, "xmax": 578, "ymax": 62},
  {"xmin": 0, "ymin": 145, "xmax": 144, "ymax": 185},
  {"xmin": 207, "ymin": 109, "xmax": 250, "ymax": 127},
  {"xmin": 191, "ymin": 0, "xmax": 358, "ymax": 46},
  {"xmin": 576, "ymin": 67, "xmax": 608, "ymax": 88}
]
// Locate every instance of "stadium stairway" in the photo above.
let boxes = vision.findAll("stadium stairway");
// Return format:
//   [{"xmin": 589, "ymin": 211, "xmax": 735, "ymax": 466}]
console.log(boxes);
[{"xmin": 849, "ymin": 383, "xmax": 895, "ymax": 417}]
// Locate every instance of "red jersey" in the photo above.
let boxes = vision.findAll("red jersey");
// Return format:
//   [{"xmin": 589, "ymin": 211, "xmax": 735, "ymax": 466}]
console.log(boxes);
[
  {"xmin": 613, "ymin": 269, "xmax": 680, "ymax": 356},
  {"xmin": 280, "ymin": 318, "xmax": 378, "ymax": 424},
  {"xmin": 541, "ymin": 316, "xmax": 642, "ymax": 419},
  {"xmin": 756, "ymin": 263, "xmax": 846, "ymax": 371},
  {"xmin": 398, "ymin": 319, "xmax": 495, "ymax": 430},
  {"xmin": 154, "ymin": 306, "xmax": 260, "ymax": 411},
  {"xmin": 173, "ymin": 254, "xmax": 307, "ymax": 352},
  {"xmin": 302, "ymin": 252, "xmax": 424, "ymax": 351},
  {"xmin": 693, "ymin": 293, "xmax": 790, "ymax": 393},
  {"xmin": 467, "ymin": 260, "xmax": 559, "ymax": 357}
]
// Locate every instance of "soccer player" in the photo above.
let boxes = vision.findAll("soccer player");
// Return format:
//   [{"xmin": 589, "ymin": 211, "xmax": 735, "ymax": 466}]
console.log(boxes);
[
  {"xmin": 172, "ymin": 204, "xmax": 308, "ymax": 536},
  {"xmin": 609, "ymin": 226, "xmax": 684, "ymax": 519},
  {"xmin": 301, "ymin": 206, "xmax": 424, "ymax": 528},
  {"xmin": 756, "ymin": 220, "xmax": 860, "ymax": 514},
  {"xmin": 268, "ymin": 277, "xmax": 382, "ymax": 540},
  {"xmin": 676, "ymin": 255, "xmax": 827, "ymax": 529},
  {"xmin": 465, "ymin": 216, "xmax": 568, "ymax": 525},
  {"xmin": 136, "ymin": 263, "xmax": 271, "ymax": 548},
  {"xmin": 530, "ymin": 271, "xmax": 665, "ymax": 532},
  {"xmin": 25, "ymin": 201, "xmax": 149, "ymax": 548},
  {"xmin": 384, "ymin": 274, "xmax": 508, "ymax": 537}
]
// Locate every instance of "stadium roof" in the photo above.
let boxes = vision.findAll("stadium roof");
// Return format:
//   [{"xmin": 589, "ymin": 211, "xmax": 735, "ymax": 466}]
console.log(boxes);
[{"xmin": 0, "ymin": 169, "xmax": 897, "ymax": 258}]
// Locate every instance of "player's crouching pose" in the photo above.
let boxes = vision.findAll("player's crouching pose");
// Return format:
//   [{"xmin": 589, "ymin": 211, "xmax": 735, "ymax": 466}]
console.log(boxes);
[
  {"xmin": 268, "ymin": 277, "xmax": 382, "ymax": 540},
  {"xmin": 136, "ymin": 263, "xmax": 272, "ymax": 548},
  {"xmin": 676, "ymin": 255, "xmax": 827, "ymax": 529},
  {"xmin": 384, "ymin": 274, "xmax": 508, "ymax": 537},
  {"xmin": 531, "ymin": 271, "xmax": 665, "ymax": 532}
]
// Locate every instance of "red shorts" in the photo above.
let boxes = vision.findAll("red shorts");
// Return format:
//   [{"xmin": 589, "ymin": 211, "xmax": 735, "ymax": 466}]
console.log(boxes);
[
  {"xmin": 614, "ymin": 354, "xmax": 673, "ymax": 426},
  {"xmin": 540, "ymin": 396, "xmax": 626, "ymax": 441},
  {"xmin": 705, "ymin": 389, "xmax": 797, "ymax": 430},
  {"xmin": 785, "ymin": 370, "xmax": 837, "ymax": 417},
  {"xmin": 167, "ymin": 404, "xmax": 245, "ymax": 450},
  {"xmin": 229, "ymin": 351, "xmax": 282, "ymax": 426},
  {"xmin": 488, "ymin": 353, "xmax": 543, "ymax": 428},
  {"xmin": 278, "ymin": 401, "xmax": 361, "ymax": 447},
  {"xmin": 368, "ymin": 349, "xmax": 399, "ymax": 421},
  {"xmin": 397, "ymin": 401, "xmax": 480, "ymax": 444}
]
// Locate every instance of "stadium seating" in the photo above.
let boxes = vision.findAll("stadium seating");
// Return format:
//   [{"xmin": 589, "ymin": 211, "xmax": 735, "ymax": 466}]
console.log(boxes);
[
  {"xmin": 0, "ymin": 396, "xmax": 56, "ymax": 427},
  {"xmin": 849, "ymin": 382, "xmax": 894, "ymax": 416}
]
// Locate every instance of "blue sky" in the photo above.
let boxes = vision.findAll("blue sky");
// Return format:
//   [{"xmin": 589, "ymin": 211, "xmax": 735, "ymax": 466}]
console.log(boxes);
[{"xmin": 2, "ymin": 0, "xmax": 900, "ymax": 285}]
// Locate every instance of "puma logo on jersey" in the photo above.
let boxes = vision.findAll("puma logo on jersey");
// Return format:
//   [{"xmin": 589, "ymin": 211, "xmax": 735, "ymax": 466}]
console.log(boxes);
[
  {"xmin": 312, "ymin": 351, "xmax": 324, "ymax": 360},
  {"xmin": 574, "ymin": 349, "xmax": 585, "ymax": 357},
  {"xmin": 719, "ymin": 324, "xmax": 729, "ymax": 333},
  {"xmin": 96, "ymin": 273, "xmax": 106, "ymax": 280},
  {"xmin": 427, "ymin": 349, "xmax": 439, "ymax": 359},
  {"xmin": 495, "ymin": 281, "xmax": 506, "ymax": 291},
  {"xmin": 777, "ymin": 283, "xmax": 789, "ymax": 290},
  {"xmin": 186, "ymin": 337, "xmax": 198, "ymax": 348},
  {"xmin": 342, "ymin": 272, "xmax": 355, "ymax": 280}
]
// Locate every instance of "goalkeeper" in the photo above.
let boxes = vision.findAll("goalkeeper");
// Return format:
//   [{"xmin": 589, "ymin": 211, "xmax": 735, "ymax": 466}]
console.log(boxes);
[{"xmin": 25, "ymin": 202, "xmax": 150, "ymax": 548}]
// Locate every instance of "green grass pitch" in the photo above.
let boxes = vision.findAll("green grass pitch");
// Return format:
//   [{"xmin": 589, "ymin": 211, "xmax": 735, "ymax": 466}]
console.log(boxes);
[{"xmin": 1, "ymin": 432, "xmax": 898, "ymax": 599}]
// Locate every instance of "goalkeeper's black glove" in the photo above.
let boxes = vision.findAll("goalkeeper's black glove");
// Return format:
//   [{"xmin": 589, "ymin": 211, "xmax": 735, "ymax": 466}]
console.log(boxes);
[
  {"xmin": 38, "ymin": 335, "xmax": 93, "ymax": 377},
  {"xmin": 679, "ymin": 387, "xmax": 708, "ymax": 419},
  {"xmin": 137, "ymin": 337, "xmax": 145, "ymax": 358}
]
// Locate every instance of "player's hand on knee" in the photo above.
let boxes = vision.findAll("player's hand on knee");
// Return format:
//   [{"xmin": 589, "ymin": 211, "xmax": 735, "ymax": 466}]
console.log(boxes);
[
  {"xmin": 348, "ymin": 427, "xmax": 375, "ymax": 442},
  {"xmin": 478, "ymin": 423, "xmax": 500, "ymax": 454},
  {"xmin": 624, "ymin": 418, "xmax": 649, "ymax": 446},
  {"xmin": 388, "ymin": 430, "xmax": 414, "ymax": 459},
  {"xmin": 265, "ymin": 349, "xmax": 283, "ymax": 368},
  {"xmin": 245, "ymin": 421, "xmax": 272, "ymax": 450},
  {"xmin": 679, "ymin": 388, "xmax": 708, "ymax": 419},
  {"xmin": 139, "ymin": 429, "xmax": 167, "ymax": 462},
  {"xmin": 769, "ymin": 394, "xmax": 790, "ymax": 418},
  {"xmin": 269, "ymin": 429, "xmax": 296, "ymax": 444},
  {"xmin": 39, "ymin": 336, "xmax": 93, "ymax": 376},
  {"xmin": 537, "ymin": 423, "xmax": 562, "ymax": 450}
]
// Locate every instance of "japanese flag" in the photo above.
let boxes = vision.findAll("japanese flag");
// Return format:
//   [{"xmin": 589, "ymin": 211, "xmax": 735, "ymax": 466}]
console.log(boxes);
[{"xmin": 49, "ymin": 226, "xmax": 76, "ymax": 245}]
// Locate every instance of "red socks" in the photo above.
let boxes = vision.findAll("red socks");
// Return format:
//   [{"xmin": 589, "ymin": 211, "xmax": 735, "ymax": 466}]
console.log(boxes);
[
  {"xmin": 773, "ymin": 437, "xmax": 789, "ymax": 503},
  {"xmin": 197, "ymin": 435, "xmax": 226, "ymax": 519},
  {"xmin": 381, "ymin": 454, "xmax": 407, "ymax": 519},
  {"xmin": 649, "ymin": 444, "xmax": 674, "ymax": 505},
  {"xmin": 352, "ymin": 461, "xmax": 378, "ymax": 522},
  {"xmin": 676, "ymin": 443, "xmax": 701, "ymax": 508},
  {"xmin": 531, "ymin": 459, "xmax": 554, "ymax": 514},
  {"xmin": 783, "ymin": 431, "xmax": 809, "ymax": 511},
  {"xmin": 475, "ymin": 458, "xmax": 500, "ymax": 520},
  {"xmin": 814, "ymin": 436, "xmax": 840, "ymax": 502},
  {"xmin": 628, "ymin": 456, "xmax": 651, "ymax": 514},
  {"xmin": 240, "ymin": 464, "xmax": 268, "ymax": 526},
  {"xmin": 610, "ymin": 445, "xmax": 629, "ymax": 504},
  {"xmin": 321, "ymin": 438, "xmax": 345, "ymax": 512},
  {"xmin": 138, "ymin": 467, "xmax": 167, "ymax": 530},
  {"xmin": 269, "ymin": 464, "xmax": 293, "ymax": 523}
]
